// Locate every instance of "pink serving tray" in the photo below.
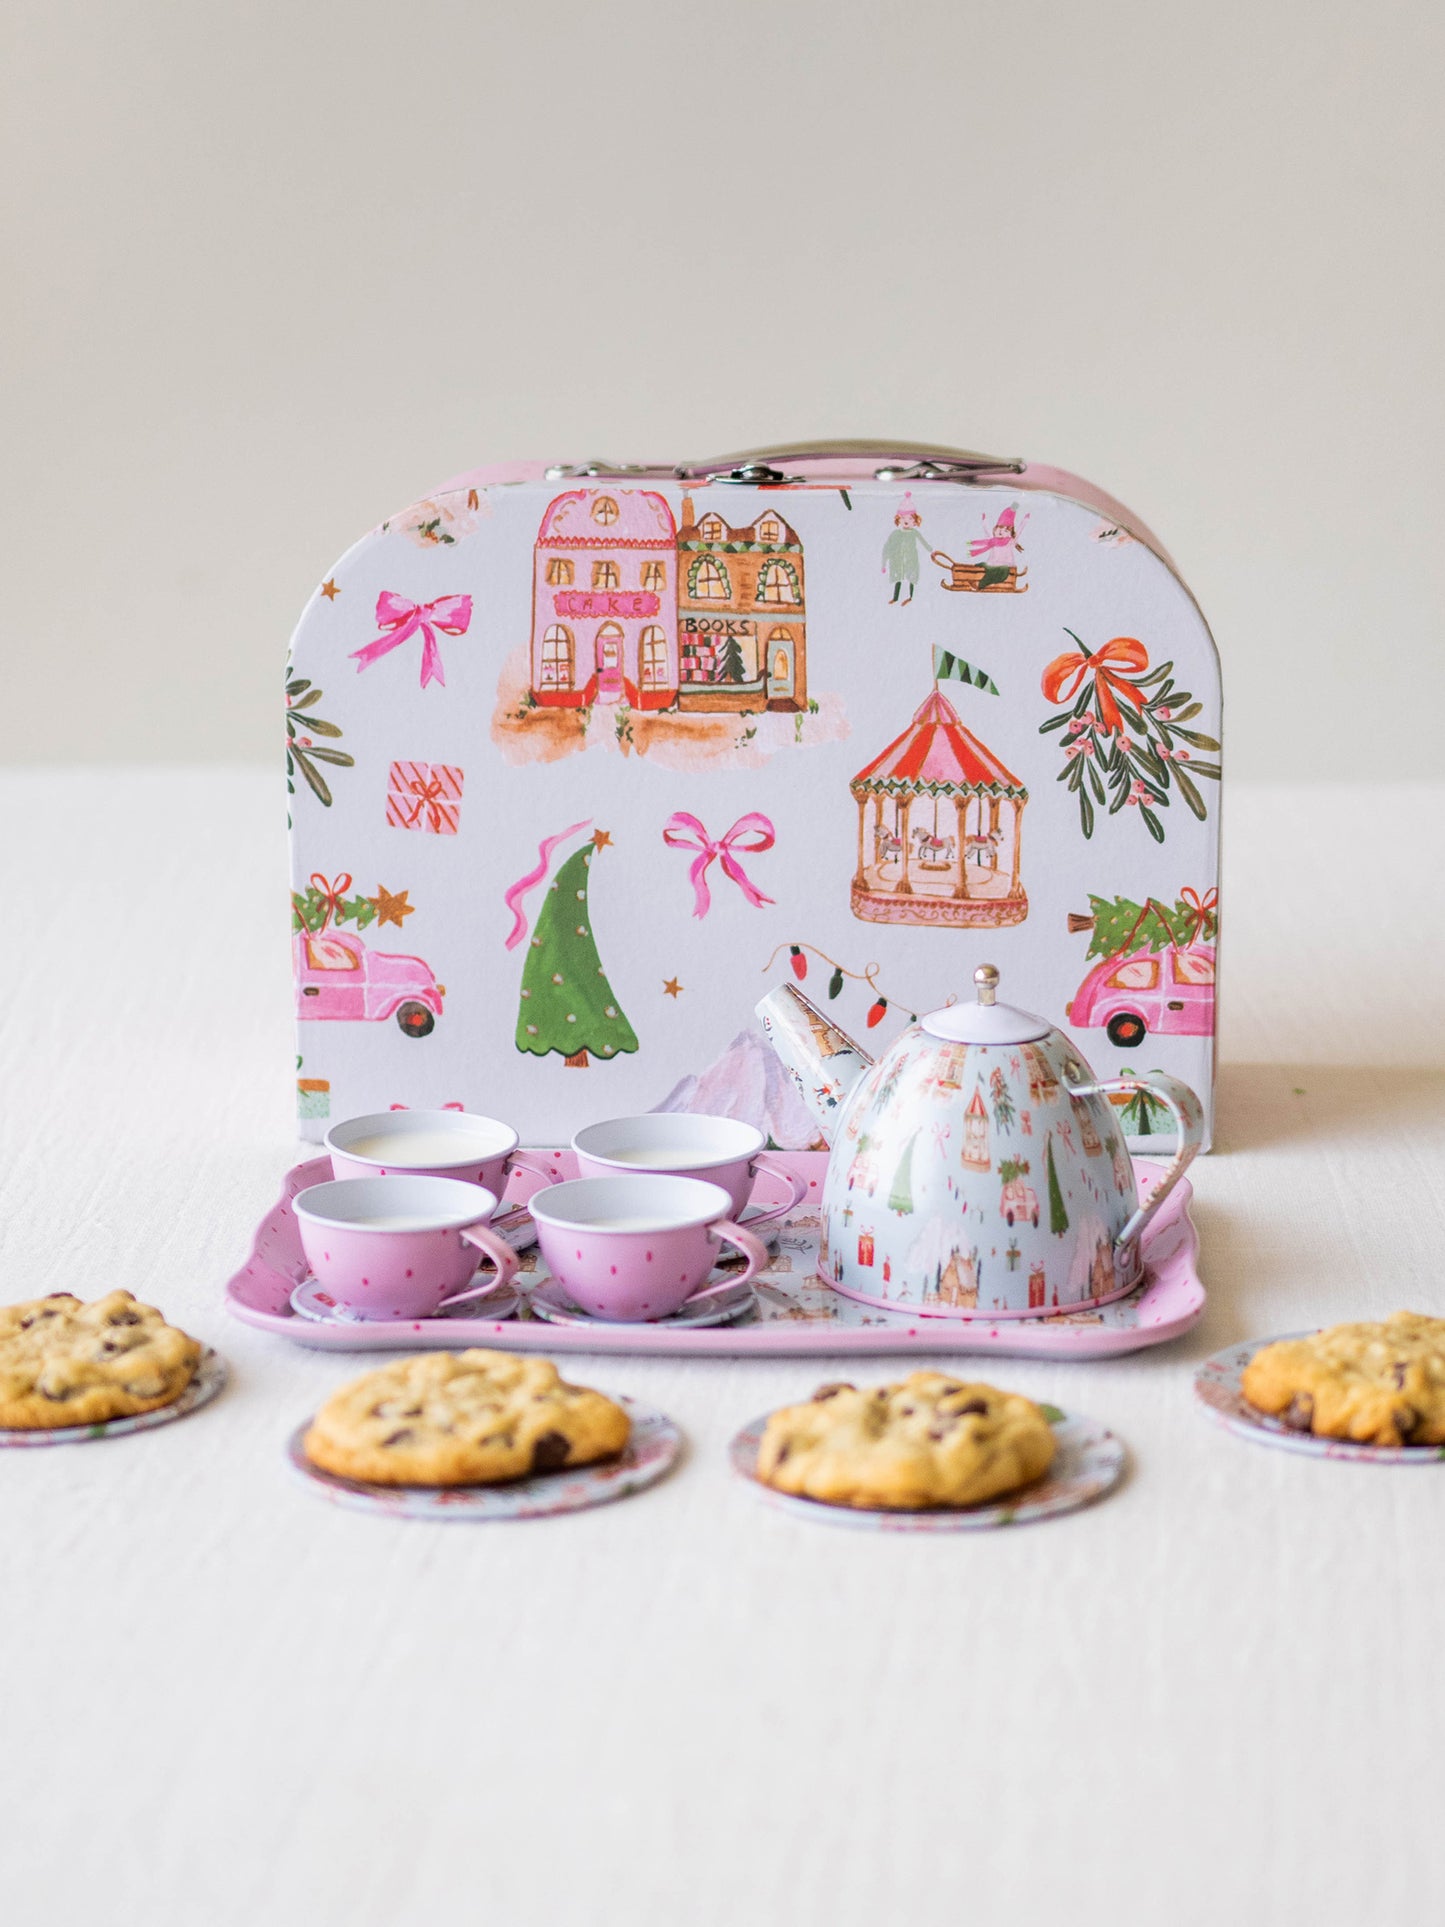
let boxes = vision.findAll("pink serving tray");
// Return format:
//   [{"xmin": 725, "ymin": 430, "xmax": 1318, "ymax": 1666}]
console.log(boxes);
[{"xmin": 225, "ymin": 1152, "xmax": 1203, "ymax": 1359}]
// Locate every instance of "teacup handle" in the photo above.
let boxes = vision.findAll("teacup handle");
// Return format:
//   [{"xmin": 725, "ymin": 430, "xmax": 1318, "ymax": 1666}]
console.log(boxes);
[
  {"xmin": 438, "ymin": 1222, "xmax": 521, "ymax": 1308},
  {"xmin": 1067, "ymin": 1071, "xmax": 1204, "ymax": 1276},
  {"xmin": 682, "ymin": 1219, "xmax": 773, "ymax": 1308},
  {"xmin": 743, "ymin": 1156, "xmax": 809, "ymax": 1229},
  {"xmin": 505, "ymin": 1150, "xmax": 560, "ymax": 1199}
]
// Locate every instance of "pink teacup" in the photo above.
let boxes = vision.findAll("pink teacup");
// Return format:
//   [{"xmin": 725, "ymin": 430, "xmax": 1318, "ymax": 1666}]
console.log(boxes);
[
  {"xmin": 570, "ymin": 1114, "xmax": 807, "ymax": 1229},
  {"xmin": 325, "ymin": 1110, "xmax": 554, "ymax": 1197},
  {"xmin": 528, "ymin": 1175, "xmax": 771, "ymax": 1323},
  {"xmin": 292, "ymin": 1175, "xmax": 520, "ymax": 1321}
]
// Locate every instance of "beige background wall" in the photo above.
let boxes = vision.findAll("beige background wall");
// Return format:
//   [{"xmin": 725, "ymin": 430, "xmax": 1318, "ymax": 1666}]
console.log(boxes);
[{"xmin": 3, "ymin": 0, "xmax": 1441, "ymax": 779}]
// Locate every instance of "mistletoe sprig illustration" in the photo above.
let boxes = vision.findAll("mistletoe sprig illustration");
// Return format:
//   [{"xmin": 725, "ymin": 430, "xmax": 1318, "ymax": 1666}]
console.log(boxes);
[
  {"xmin": 286, "ymin": 674, "xmax": 354, "ymax": 810},
  {"xmin": 1039, "ymin": 631, "xmax": 1221, "ymax": 842}
]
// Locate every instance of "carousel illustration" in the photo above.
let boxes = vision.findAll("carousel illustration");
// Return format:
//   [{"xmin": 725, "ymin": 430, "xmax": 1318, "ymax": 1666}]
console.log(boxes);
[{"xmin": 849, "ymin": 666, "xmax": 1029, "ymax": 929}]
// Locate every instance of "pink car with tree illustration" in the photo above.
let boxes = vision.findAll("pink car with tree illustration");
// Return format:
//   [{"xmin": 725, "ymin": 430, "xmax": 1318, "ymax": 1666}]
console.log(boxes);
[
  {"xmin": 1066, "ymin": 889, "xmax": 1218, "ymax": 1048},
  {"xmin": 1066, "ymin": 942, "xmax": 1215, "ymax": 1048},
  {"xmin": 294, "ymin": 930, "xmax": 445, "ymax": 1037}
]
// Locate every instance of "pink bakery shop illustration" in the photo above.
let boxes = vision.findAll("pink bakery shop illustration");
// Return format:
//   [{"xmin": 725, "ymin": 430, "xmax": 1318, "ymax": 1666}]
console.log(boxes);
[
  {"xmin": 528, "ymin": 489, "xmax": 680, "ymax": 712},
  {"xmin": 1066, "ymin": 888, "xmax": 1218, "ymax": 1047},
  {"xmin": 929, "ymin": 503, "xmax": 1029, "ymax": 594},
  {"xmin": 849, "ymin": 651, "xmax": 1028, "ymax": 928},
  {"xmin": 492, "ymin": 488, "xmax": 846, "ymax": 769},
  {"xmin": 292, "ymin": 873, "xmax": 444, "ymax": 1039}
]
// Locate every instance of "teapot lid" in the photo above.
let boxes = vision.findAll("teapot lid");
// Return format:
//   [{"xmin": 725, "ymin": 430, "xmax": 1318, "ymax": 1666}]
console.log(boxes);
[{"xmin": 921, "ymin": 965, "xmax": 1052, "ymax": 1046}]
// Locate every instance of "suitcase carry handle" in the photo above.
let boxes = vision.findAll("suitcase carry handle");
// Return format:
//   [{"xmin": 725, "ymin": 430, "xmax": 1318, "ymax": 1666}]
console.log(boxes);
[{"xmin": 545, "ymin": 441, "xmax": 1025, "ymax": 485}]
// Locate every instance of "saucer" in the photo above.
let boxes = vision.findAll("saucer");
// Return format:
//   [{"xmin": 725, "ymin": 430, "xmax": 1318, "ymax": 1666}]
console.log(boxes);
[
  {"xmin": 0, "ymin": 1348, "xmax": 229, "ymax": 1448},
  {"xmin": 526, "ymin": 1278, "xmax": 757, "ymax": 1330},
  {"xmin": 1194, "ymin": 1335, "xmax": 1445, "ymax": 1463},
  {"xmin": 728, "ymin": 1406, "xmax": 1126, "ymax": 1531},
  {"xmin": 286, "ymin": 1396, "xmax": 683, "ymax": 1520},
  {"xmin": 289, "ymin": 1276, "xmax": 522, "ymax": 1326}
]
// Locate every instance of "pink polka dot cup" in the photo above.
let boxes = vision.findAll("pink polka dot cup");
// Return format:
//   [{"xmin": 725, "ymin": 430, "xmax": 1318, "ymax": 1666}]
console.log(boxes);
[
  {"xmin": 292, "ymin": 1175, "xmax": 520, "ymax": 1321},
  {"xmin": 571, "ymin": 1113, "xmax": 807, "ymax": 1228},
  {"xmin": 527, "ymin": 1175, "xmax": 771, "ymax": 1323},
  {"xmin": 325, "ymin": 1109, "xmax": 554, "ymax": 1195}
]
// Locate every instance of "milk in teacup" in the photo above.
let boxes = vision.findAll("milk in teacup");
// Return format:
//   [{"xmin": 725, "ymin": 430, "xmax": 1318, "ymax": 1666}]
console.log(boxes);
[{"xmin": 342, "ymin": 1130, "xmax": 506, "ymax": 1167}]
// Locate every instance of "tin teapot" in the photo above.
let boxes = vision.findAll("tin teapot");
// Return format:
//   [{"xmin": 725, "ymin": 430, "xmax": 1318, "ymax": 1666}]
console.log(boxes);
[{"xmin": 757, "ymin": 964, "xmax": 1203, "ymax": 1319}]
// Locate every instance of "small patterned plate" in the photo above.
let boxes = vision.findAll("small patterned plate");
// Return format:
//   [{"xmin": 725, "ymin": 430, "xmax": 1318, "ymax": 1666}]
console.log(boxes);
[
  {"xmin": 727, "ymin": 1407, "xmax": 1125, "ymax": 1531},
  {"xmin": 1194, "ymin": 1335, "xmax": 1445, "ymax": 1463},
  {"xmin": 525, "ymin": 1278, "xmax": 756, "ymax": 1331},
  {"xmin": 289, "ymin": 1276, "xmax": 522, "ymax": 1326},
  {"xmin": 0, "ymin": 1347, "xmax": 229, "ymax": 1448},
  {"xmin": 285, "ymin": 1396, "xmax": 683, "ymax": 1520}
]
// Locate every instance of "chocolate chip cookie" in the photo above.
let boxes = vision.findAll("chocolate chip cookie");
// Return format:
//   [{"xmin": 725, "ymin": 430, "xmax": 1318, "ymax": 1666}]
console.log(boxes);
[
  {"xmin": 303, "ymin": 1349, "xmax": 631, "ymax": 1486},
  {"xmin": 1241, "ymin": 1313, "xmax": 1445, "ymax": 1448},
  {"xmin": 755, "ymin": 1372, "xmax": 1057, "ymax": 1510},
  {"xmin": 0, "ymin": 1291, "xmax": 201, "ymax": 1429}
]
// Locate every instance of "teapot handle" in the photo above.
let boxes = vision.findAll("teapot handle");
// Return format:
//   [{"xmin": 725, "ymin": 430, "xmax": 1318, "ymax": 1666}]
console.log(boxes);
[{"xmin": 1066, "ymin": 1072, "xmax": 1204, "ymax": 1273}]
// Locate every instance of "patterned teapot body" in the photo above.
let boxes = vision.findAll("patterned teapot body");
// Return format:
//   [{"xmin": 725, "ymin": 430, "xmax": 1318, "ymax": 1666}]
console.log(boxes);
[{"xmin": 759, "ymin": 966, "xmax": 1202, "ymax": 1320}]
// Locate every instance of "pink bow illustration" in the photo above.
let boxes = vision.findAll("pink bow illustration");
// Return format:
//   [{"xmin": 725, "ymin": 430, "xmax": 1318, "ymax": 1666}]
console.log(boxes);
[
  {"xmin": 503, "ymin": 820, "xmax": 592, "ymax": 949},
  {"xmin": 663, "ymin": 812, "xmax": 776, "ymax": 918},
  {"xmin": 350, "ymin": 591, "xmax": 472, "ymax": 689}
]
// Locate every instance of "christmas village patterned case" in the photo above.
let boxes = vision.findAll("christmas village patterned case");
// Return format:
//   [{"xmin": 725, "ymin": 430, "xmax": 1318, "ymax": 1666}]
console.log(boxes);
[{"xmin": 286, "ymin": 450, "xmax": 1221, "ymax": 1150}]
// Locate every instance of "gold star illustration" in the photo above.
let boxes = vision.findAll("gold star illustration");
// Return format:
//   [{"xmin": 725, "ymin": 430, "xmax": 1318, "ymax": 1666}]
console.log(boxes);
[
  {"xmin": 320, "ymin": 578, "xmax": 340, "ymax": 600},
  {"xmin": 370, "ymin": 885, "xmax": 414, "ymax": 928},
  {"xmin": 592, "ymin": 828, "xmax": 613, "ymax": 849},
  {"xmin": 663, "ymin": 977, "xmax": 683, "ymax": 998}
]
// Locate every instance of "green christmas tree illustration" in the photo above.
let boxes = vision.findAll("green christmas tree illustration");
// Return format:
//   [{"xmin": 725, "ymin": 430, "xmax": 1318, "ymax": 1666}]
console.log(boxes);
[
  {"xmin": 1070, "ymin": 891, "xmax": 1218, "ymax": 963},
  {"xmin": 887, "ymin": 1130, "xmax": 919, "ymax": 1216},
  {"xmin": 1045, "ymin": 1133, "xmax": 1069, "ymax": 1236},
  {"xmin": 719, "ymin": 634, "xmax": 748, "ymax": 683},
  {"xmin": 989, "ymin": 1067, "xmax": 1017, "ymax": 1132},
  {"xmin": 515, "ymin": 843, "xmax": 639, "ymax": 1068},
  {"xmin": 1117, "ymin": 1077, "xmax": 1170, "ymax": 1137}
]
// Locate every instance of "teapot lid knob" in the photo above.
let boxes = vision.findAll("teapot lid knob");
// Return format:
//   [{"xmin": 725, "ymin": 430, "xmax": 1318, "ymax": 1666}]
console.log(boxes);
[{"xmin": 920, "ymin": 962, "xmax": 1050, "ymax": 1045}]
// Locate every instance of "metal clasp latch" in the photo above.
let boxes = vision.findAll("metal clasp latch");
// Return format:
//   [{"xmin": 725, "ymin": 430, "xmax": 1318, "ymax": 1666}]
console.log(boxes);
[{"xmin": 702, "ymin": 462, "xmax": 798, "ymax": 486}]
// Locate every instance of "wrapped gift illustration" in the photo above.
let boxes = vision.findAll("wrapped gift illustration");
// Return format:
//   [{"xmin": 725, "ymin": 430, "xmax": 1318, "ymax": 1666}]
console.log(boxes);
[{"xmin": 385, "ymin": 761, "xmax": 465, "ymax": 835}]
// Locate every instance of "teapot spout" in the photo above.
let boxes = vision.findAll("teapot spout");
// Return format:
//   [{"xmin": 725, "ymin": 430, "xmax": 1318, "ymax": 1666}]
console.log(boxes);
[{"xmin": 755, "ymin": 985, "xmax": 873, "ymax": 1146}]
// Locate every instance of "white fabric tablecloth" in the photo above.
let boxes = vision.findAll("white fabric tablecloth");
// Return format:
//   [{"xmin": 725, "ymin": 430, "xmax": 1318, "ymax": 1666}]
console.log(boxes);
[{"xmin": 4, "ymin": 771, "xmax": 1443, "ymax": 1926}]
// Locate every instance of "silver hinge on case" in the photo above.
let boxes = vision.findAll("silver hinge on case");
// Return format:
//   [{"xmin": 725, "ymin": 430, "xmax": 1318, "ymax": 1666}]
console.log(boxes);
[
  {"xmin": 542, "ymin": 460, "xmax": 677, "ymax": 480},
  {"xmin": 544, "ymin": 441, "xmax": 1026, "ymax": 485}
]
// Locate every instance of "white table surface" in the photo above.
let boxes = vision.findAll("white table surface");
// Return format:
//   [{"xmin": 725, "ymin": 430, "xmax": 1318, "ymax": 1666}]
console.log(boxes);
[{"xmin": 5, "ymin": 771, "xmax": 1444, "ymax": 1927}]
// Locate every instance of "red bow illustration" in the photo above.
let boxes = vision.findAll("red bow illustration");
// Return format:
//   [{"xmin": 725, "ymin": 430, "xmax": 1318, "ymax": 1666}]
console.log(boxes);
[
  {"xmin": 402, "ymin": 774, "xmax": 446, "ymax": 830},
  {"xmin": 351, "ymin": 591, "xmax": 472, "ymax": 689},
  {"xmin": 663, "ymin": 812, "xmax": 776, "ymax": 918},
  {"xmin": 1041, "ymin": 636, "xmax": 1149, "ymax": 736},
  {"xmin": 1178, "ymin": 886, "xmax": 1218, "ymax": 943},
  {"xmin": 309, "ymin": 871, "xmax": 352, "ymax": 931}
]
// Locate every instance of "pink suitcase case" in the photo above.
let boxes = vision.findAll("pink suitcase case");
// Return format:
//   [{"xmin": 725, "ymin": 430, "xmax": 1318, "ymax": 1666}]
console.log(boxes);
[{"xmin": 285, "ymin": 441, "xmax": 1221, "ymax": 1150}]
